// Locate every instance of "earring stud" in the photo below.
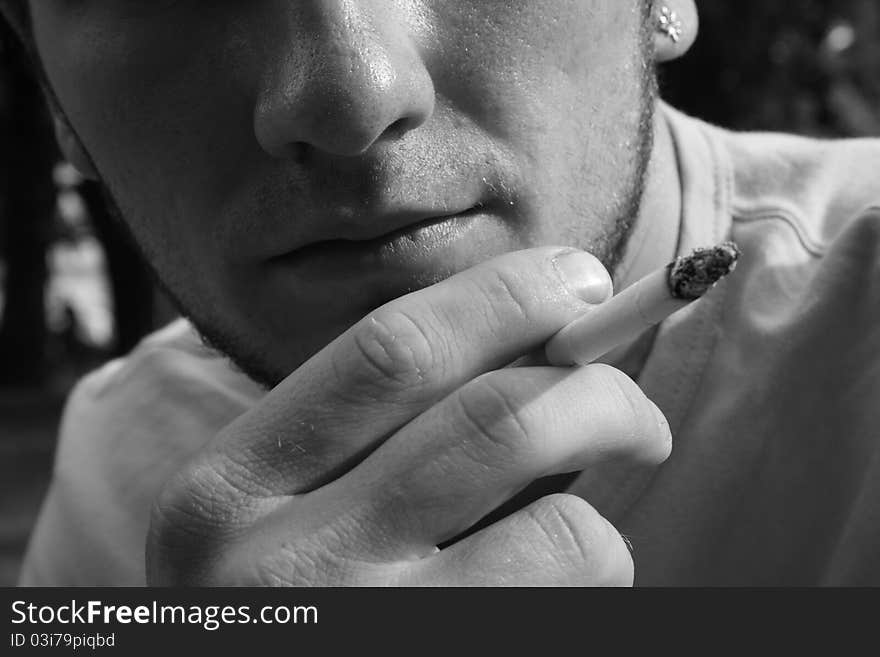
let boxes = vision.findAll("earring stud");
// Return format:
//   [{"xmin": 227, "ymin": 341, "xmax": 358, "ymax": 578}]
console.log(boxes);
[{"xmin": 657, "ymin": 6, "xmax": 684, "ymax": 43}]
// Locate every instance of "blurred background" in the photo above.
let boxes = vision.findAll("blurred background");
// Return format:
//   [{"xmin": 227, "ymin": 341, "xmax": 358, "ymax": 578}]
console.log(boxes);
[{"xmin": 1, "ymin": 1, "xmax": 879, "ymax": 585}]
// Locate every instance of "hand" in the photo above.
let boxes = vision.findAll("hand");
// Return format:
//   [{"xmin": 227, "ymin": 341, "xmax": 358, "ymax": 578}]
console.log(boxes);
[{"xmin": 146, "ymin": 247, "xmax": 671, "ymax": 586}]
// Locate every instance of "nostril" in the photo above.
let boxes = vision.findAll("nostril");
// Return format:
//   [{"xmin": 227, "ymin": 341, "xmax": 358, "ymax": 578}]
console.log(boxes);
[
  {"xmin": 289, "ymin": 142, "xmax": 310, "ymax": 164},
  {"xmin": 272, "ymin": 141, "xmax": 310, "ymax": 164},
  {"xmin": 382, "ymin": 117, "xmax": 413, "ymax": 140}
]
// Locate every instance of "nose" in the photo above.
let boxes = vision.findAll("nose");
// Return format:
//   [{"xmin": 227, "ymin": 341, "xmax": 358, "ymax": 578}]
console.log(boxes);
[{"xmin": 254, "ymin": 2, "xmax": 435, "ymax": 158}]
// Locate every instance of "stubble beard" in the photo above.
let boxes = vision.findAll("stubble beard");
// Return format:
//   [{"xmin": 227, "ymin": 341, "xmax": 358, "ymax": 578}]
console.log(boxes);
[
  {"xmin": 66, "ymin": 23, "xmax": 659, "ymax": 390},
  {"xmin": 146, "ymin": 81, "xmax": 655, "ymax": 390}
]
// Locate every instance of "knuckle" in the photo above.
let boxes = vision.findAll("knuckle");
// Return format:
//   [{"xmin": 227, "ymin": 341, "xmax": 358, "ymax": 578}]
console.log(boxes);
[
  {"xmin": 252, "ymin": 550, "xmax": 399, "ymax": 587},
  {"xmin": 473, "ymin": 265, "xmax": 536, "ymax": 328},
  {"xmin": 590, "ymin": 364, "xmax": 642, "ymax": 416},
  {"xmin": 250, "ymin": 539, "xmax": 333, "ymax": 587},
  {"xmin": 455, "ymin": 374, "xmax": 537, "ymax": 462},
  {"xmin": 150, "ymin": 466, "xmax": 218, "ymax": 538},
  {"xmin": 350, "ymin": 308, "xmax": 445, "ymax": 391},
  {"xmin": 147, "ymin": 472, "xmax": 219, "ymax": 585},
  {"xmin": 147, "ymin": 459, "xmax": 257, "ymax": 584},
  {"xmin": 527, "ymin": 494, "xmax": 630, "ymax": 584},
  {"xmin": 528, "ymin": 494, "xmax": 603, "ymax": 562},
  {"xmin": 249, "ymin": 520, "xmax": 396, "ymax": 587},
  {"xmin": 150, "ymin": 473, "xmax": 387, "ymax": 586},
  {"xmin": 211, "ymin": 442, "xmax": 278, "ymax": 499}
]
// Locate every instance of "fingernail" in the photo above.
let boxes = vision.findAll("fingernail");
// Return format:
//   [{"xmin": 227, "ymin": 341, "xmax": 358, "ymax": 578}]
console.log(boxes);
[{"xmin": 553, "ymin": 250, "xmax": 613, "ymax": 304}]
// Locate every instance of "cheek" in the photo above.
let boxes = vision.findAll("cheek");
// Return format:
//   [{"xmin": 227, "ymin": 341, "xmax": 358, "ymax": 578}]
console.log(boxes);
[
  {"xmin": 430, "ymin": 0, "xmax": 644, "ymax": 134},
  {"xmin": 31, "ymin": 0, "xmax": 645, "ymax": 263},
  {"xmin": 31, "ymin": 7, "xmax": 260, "ymax": 265},
  {"xmin": 429, "ymin": 1, "xmax": 647, "ymax": 220}
]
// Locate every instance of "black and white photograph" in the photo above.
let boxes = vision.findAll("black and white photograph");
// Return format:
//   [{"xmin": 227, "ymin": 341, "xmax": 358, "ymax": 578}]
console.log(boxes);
[{"xmin": 1, "ymin": 0, "xmax": 879, "ymax": 604}]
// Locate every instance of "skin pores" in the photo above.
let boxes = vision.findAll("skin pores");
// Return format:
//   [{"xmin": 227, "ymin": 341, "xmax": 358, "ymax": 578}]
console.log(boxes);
[{"xmin": 30, "ymin": 0, "xmax": 653, "ymax": 385}]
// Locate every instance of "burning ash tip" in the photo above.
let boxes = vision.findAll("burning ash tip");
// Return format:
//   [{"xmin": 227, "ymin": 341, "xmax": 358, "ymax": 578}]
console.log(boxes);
[{"xmin": 668, "ymin": 242, "xmax": 741, "ymax": 300}]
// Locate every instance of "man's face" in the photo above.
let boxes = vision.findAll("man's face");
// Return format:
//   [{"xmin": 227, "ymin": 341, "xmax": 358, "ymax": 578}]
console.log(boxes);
[{"xmin": 29, "ymin": 1, "xmax": 654, "ymax": 386}]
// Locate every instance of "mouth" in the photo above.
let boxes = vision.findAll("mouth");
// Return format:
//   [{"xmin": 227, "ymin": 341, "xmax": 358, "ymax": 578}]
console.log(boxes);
[
  {"xmin": 260, "ymin": 199, "xmax": 519, "ymax": 316},
  {"xmin": 271, "ymin": 204, "xmax": 486, "ymax": 267}
]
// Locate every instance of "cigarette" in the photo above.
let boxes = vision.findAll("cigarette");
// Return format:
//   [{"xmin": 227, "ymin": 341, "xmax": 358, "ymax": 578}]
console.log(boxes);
[{"xmin": 545, "ymin": 242, "xmax": 741, "ymax": 367}]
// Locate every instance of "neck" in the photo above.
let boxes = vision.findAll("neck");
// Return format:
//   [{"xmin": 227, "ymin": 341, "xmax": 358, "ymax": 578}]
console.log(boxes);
[
  {"xmin": 617, "ymin": 106, "xmax": 682, "ymax": 290},
  {"xmin": 602, "ymin": 104, "xmax": 683, "ymax": 376}
]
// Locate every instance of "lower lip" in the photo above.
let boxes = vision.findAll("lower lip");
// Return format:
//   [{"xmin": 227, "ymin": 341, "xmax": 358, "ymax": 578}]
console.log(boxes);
[
  {"xmin": 279, "ymin": 209, "xmax": 486, "ymax": 271},
  {"xmin": 269, "ymin": 209, "xmax": 504, "ymax": 307}
]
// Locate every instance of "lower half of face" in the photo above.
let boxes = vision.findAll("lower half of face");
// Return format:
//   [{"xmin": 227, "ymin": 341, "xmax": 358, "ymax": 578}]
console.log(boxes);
[{"xmin": 32, "ymin": 0, "xmax": 655, "ymax": 386}]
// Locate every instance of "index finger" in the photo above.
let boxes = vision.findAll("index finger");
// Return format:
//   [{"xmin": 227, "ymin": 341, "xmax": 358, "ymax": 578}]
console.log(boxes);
[{"xmin": 208, "ymin": 246, "xmax": 612, "ymax": 498}]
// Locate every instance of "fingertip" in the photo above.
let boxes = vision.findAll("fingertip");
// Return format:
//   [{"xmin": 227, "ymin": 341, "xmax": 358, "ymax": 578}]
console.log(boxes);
[{"xmin": 649, "ymin": 400, "xmax": 673, "ymax": 462}]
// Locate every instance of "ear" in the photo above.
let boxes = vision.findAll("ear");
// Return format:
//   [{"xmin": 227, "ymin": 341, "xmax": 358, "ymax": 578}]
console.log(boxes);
[
  {"xmin": 52, "ymin": 113, "xmax": 100, "ymax": 180},
  {"xmin": 652, "ymin": 1, "xmax": 698, "ymax": 64}
]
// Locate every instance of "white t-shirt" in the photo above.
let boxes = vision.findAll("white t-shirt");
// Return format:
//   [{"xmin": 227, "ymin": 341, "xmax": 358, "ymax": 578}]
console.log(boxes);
[{"xmin": 19, "ymin": 105, "xmax": 880, "ymax": 585}]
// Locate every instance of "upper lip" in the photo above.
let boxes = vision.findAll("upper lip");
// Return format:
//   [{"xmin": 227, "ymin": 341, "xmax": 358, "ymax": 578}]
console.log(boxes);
[{"xmin": 332, "ymin": 204, "xmax": 481, "ymax": 242}]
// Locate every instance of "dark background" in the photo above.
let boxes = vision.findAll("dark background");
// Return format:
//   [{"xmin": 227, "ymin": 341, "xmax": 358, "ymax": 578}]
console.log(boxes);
[{"xmin": 1, "ymin": 1, "xmax": 879, "ymax": 585}]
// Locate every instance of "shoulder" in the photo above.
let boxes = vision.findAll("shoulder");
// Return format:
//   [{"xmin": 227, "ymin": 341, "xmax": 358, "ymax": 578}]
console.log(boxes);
[
  {"xmin": 64, "ymin": 318, "xmax": 264, "ymax": 438},
  {"xmin": 19, "ymin": 319, "xmax": 264, "ymax": 585},
  {"xmin": 662, "ymin": 103, "xmax": 880, "ymax": 252},
  {"xmin": 711, "ymin": 120, "xmax": 880, "ymax": 252},
  {"xmin": 57, "ymin": 317, "xmax": 265, "ymax": 500}
]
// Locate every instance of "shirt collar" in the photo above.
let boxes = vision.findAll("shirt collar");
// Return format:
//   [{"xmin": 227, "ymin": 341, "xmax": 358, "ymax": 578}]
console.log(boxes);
[{"xmin": 567, "ymin": 103, "xmax": 735, "ymax": 522}]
